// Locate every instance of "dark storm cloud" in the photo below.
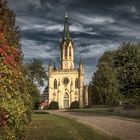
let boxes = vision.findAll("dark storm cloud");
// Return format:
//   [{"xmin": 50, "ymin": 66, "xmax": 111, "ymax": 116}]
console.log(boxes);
[{"xmin": 7, "ymin": 0, "xmax": 140, "ymax": 82}]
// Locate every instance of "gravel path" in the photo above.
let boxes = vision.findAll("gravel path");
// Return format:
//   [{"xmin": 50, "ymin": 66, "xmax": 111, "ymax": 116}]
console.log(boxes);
[{"xmin": 47, "ymin": 110, "xmax": 140, "ymax": 140}]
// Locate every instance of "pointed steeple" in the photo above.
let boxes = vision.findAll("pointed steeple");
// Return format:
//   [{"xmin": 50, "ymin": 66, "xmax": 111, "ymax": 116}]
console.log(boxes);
[
  {"xmin": 79, "ymin": 57, "xmax": 83, "ymax": 65},
  {"xmin": 63, "ymin": 12, "xmax": 70, "ymax": 40},
  {"xmin": 53, "ymin": 62, "xmax": 56, "ymax": 70}
]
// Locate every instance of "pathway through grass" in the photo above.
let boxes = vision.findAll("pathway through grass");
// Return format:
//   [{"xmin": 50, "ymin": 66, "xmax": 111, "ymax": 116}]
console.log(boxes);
[
  {"xmin": 24, "ymin": 113, "xmax": 120, "ymax": 140},
  {"xmin": 68, "ymin": 107, "xmax": 140, "ymax": 120}
]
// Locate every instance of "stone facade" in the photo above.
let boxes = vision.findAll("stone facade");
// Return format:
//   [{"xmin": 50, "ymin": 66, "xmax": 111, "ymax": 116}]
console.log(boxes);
[{"xmin": 48, "ymin": 13, "xmax": 88, "ymax": 109}]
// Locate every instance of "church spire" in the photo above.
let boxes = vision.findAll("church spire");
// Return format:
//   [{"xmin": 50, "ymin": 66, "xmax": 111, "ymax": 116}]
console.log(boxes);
[{"xmin": 63, "ymin": 12, "xmax": 70, "ymax": 40}]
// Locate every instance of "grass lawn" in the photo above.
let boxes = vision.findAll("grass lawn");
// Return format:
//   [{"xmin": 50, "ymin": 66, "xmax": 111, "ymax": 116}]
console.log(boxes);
[
  {"xmin": 67, "ymin": 107, "xmax": 140, "ymax": 120},
  {"xmin": 24, "ymin": 113, "xmax": 120, "ymax": 140}
]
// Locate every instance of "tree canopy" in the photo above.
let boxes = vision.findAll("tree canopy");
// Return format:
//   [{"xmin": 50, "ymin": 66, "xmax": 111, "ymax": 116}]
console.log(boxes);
[
  {"xmin": 89, "ymin": 43, "xmax": 140, "ymax": 106},
  {"xmin": 0, "ymin": 0, "xmax": 31, "ymax": 139},
  {"xmin": 26, "ymin": 58, "xmax": 47, "ymax": 87}
]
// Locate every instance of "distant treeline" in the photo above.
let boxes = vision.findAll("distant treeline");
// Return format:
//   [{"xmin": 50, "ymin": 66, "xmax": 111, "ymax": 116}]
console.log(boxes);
[{"xmin": 88, "ymin": 43, "xmax": 140, "ymax": 106}]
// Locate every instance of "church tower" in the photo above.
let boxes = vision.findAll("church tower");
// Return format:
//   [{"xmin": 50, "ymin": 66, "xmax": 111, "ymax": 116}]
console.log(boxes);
[
  {"xmin": 48, "ymin": 13, "xmax": 88, "ymax": 109},
  {"xmin": 60, "ymin": 13, "xmax": 74, "ymax": 70}
]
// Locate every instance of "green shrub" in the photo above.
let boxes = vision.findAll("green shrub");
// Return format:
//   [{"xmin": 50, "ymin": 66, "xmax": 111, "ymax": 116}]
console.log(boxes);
[
  {"xmin": 48, "ymin": 101, "xmax": 59, "ymax": 110},
  {"xmin": 70, "ymin": 101, "xmax": 79, "ymax": 109},
  {"xmin": 34, "ymin": 102, "xmax": 40, "ymax": 110},
  {"xmin": 84, "ymin": 105, "xmax": 90, "ymax": 108},
  {"xmin": 122, "ymin": 102, "xmax": 135, "ymax": 110},
  {"xmin": 108, "ymin": 108, "xmax": 115, "ymax": 112},
  {"xmin": 34, "ymin": 112, "xmax": 49, "ymax": 114}
]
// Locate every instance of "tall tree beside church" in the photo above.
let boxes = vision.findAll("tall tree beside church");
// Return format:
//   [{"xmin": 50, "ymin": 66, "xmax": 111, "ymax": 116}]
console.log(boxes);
[
  {"xmin": 113, "ymin": 43, "xmax": 140, "ymax": 103},
  {"xmin": 24, "ymin": 59, "xmax": 47, "ymax": 109},
  {"xmin": 89, "ymin": 43, "xmax": 140, "ymax": 105},
  {"xmin": 88, "ymin": 75, "xmax": 100, "ymax": 105},
  {"xmin": 89, "ymin": 51, "xmax": 120, "ymax": 105},
  {"xmin": 26, "ymin": 58, "xmax": 47, "ymax": 86},
  {"xmin": 0, "ymin": 0, "xmax": 31, "ymax": 139},
  {"xmin": 92, "ymin": 62, "xmax": 120, "ymax": 105}
]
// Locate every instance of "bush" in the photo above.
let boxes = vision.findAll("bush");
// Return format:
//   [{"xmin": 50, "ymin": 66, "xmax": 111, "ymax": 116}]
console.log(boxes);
[
  {"xmin": 48, "ymin": 101, "xmax": 59, "ymax": 110},
  {"xmin": 122, "ymin": 102, "xmax": 135, "ymax": 110},
  {"xmin": 108, "ymin": 108, "xmax": 115, "ymax": 112},
  {"xmin": 0, "ymin": 1, "xmax": 31, "ymax": 139},
  {"xmin": 70, "ymin": 101, "xmax": 79, "ymax": 109},
  {"xmin": 34, "ymin": 102, "xmax": 40, "ymax": 110},
  {"xmin": 34, "ymin": 112, "xmax": 49, "ymax": 114},
  {"xmin": 84, "ymin": 105, "xmax": 90, "ymax": 108}
]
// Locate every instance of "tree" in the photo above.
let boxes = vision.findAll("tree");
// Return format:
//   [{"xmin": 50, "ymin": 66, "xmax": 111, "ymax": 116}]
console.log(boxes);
[
  {"xmin": 0, "ymin": 0, "xmax": 31, "ymax": 139},
  {"xmin": 23, "ymin": 59, "xmax": 48, "ymax": 110},
  {"xmin": 88, "ymin": 75, "xmax": 99, "ymax": 105},
  {"xmin": 89, "ymin": 43, "xmax": 140, "ymax": 105},
  {"xmin": 89, "ymin": 51, "xmax": 121, "ymax": 106},
  {"xmin": 25, "ymin": 80, "xmax": 40, "ymax": 109},
  {"xmin": 26, "ymin": 58, "xmax": 47, "ymax": 86},
  {"xmin": 92, "ymin": 62, "xmax": 120, "ymax": 105},
  {"xmin": 113, "ymin": 43, "xmax": 140, "ymax": 103},
  {"xmin": 43, "ymin": 85, "xmax": 48, "ymax": 100}
]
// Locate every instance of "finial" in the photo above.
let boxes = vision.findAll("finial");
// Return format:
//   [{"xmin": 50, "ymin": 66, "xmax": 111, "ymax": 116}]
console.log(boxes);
[
  {"xmin": 53, "ymin": 62, "xmax": 56, "ymax": 70},
  {"xmin": 48, "ymin": 60, "xmax": 52, "ymax": 66},
  {"xmin": 79, "ymin": 56, "xmax": 84, "ymax": 66},
  {"xmin": 80, "ymin": 56, "xmax": 82, "ymax": 64},
  {"xmin": 65, "ymin": 12, "xmax": 68, "ymax": 18}
]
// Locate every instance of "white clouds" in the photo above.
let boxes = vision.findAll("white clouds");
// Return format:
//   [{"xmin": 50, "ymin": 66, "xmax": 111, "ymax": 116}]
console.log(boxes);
[
  {"xmin": 7, "ymin": 0, "xmax": 41, "ymax": 11},
  {"xmin": 79, "ymin": 43, "xmax": 118, "ymax": 58},
  {"xmin": 21, "ymin": 39, "xmax": 59, "ymax": 60},
  {"xmin": 71, "ymin": 12, "xmax": 114, "ymax": 25},
  {"xmin": 70, "ymin": 24, "xmax": 96, "ymax": 35},
  {"xmin": 16, "ymin": 16, "xmax": 63, "ymax": 32},
  {"xmin": 34, "ymin": 24, "xmax": 63, "ymax": 32},
  {"xmin": 114, "ymin": 5, "xmax": 138, "ymax": 14},
  {"xmin": 74, "ymin": 37, "xmax": 119, "ymax": 59},
  {"xmin": 130, "ymin": 6, "xmax": 137, "ymax": 14},
  {"xmin": 7, "ymin": 0, "xmax": 140, "ymax": 83},
  {"xmin": 40, "ymin": 0, "xmax": 78, "ymax": 10},
  {"xmin": 17, "ymin": 16, "xmax": 96, "ymax": 35},
  {"xmin": 105, "ymin": 21, "xmax": 140, "ymax": 40}
]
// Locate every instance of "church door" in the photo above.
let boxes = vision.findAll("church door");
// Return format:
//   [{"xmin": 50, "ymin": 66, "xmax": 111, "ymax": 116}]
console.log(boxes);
[{"xmin": 64, "ymin": 93, "xmax": 69, "ymax": 109}]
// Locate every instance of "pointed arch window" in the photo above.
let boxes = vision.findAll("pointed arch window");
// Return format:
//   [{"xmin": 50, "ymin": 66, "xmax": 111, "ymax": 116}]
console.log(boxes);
[
  {"xmin": 69, "ymin": 46, "xmax": 71, "ymax": 57},
  {"xmin": 64, "ymin": 46, "xmax": 67, "ymax": 56},
  {"xmin": 75, "ymin": 78, "xmax": 79, "ymax": 89},
  {"xmin": 54, "ymin": 79, "xmax": 57, "ymax": 89}
]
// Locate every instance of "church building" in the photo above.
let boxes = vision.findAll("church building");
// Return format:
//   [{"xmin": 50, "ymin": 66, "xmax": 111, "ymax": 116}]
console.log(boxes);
[{"xmin": 48, "ymin": 13, "xmax": 88, "ymax": 109}]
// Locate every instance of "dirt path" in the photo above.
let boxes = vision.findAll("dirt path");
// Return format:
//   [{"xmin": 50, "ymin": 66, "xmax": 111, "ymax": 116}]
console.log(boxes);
[{"xmin": 47, "ymin": 110, "xmax": 140, "ymax": 140}]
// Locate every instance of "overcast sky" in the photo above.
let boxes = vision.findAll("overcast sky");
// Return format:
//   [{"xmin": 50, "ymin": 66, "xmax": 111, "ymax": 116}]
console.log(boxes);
[{"xmin": 7, "ymin": 0, "xmax": 140, "ymax": 83}]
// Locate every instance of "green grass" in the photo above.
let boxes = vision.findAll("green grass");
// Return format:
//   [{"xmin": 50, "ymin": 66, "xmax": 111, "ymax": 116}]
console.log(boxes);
[
  {"xmin": 67, "ymin": 107, "xmax": 140, "ymax": 120},
  {"xmin": 24, "ymin": 113, "xmax": 120, "ymax": 140}
]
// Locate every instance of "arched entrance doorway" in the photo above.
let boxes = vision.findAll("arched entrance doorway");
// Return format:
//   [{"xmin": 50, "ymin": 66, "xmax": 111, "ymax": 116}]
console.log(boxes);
[{"xmin": 64, "ymin": 93, "xmax": 69, "ymax": 109}]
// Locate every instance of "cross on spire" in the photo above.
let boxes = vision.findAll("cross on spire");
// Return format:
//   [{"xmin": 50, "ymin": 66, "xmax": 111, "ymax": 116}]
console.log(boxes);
[{"xmin": 65, "ymin": 12, "xmax": 68, "ymax": 18}]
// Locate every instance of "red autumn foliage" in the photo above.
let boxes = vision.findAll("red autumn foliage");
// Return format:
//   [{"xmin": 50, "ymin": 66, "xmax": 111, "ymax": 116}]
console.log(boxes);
[
  {"xmin": 0, "ymin": 43, "xmax": 20, "ymax": 68},
  {"xmin": 0, "ymin": 108, "xmax": 8, "ymax": 127}
]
